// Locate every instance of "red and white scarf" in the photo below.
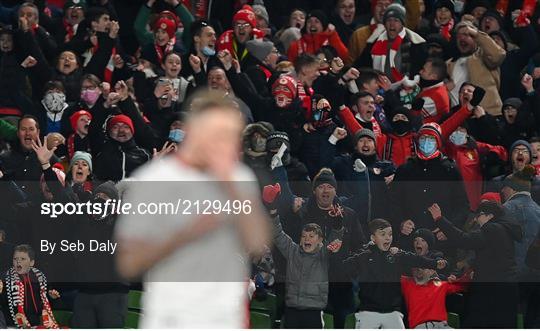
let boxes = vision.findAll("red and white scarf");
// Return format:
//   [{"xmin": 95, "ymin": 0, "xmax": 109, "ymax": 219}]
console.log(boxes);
[
  {"xmin": 6, "ymin": 267, "xmax": 58, "ymax": 328},
  {"xmin": 371, "ymin": 28, "xmax": 406, "ymax": 82},
  {"xmin": 155, "ymin": 36, "xmax": 176, "ymax": 64},
  {"xmin": 82, "ymin": 41, "xmax": 116, "ymax": 83},
  {"xmin": 438, "ymin": 18, "xmax": 454, "ymax": 41}
]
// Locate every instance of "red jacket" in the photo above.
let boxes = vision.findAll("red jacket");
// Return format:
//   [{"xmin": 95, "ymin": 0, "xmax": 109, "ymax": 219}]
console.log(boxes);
[
  {"xmin": 445, "ymin": 141, "xmax": 507, "ymax": 210},
  {"xmin": 287, "ymin": 30, "xmax": 349, "ymax": 64},
  {"xmin": 401, "ymin": 273, "xmax": 470, "ymax": 328},
  {"xmin": 416, "ymin": 82, "xmax": 450, "ymax": 124},
  {"xmin": 338, "ymin": 104, "xmax": 471, "ymax": 167}
]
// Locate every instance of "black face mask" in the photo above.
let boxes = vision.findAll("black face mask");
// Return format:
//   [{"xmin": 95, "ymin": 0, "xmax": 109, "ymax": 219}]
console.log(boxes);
[
  {"xmin": 419, "ymin": 77, "xmax": 442, "ymax": 88},
  {"xmin": 392, "ymin": 120, "xmax": 411, "ymax": 135}
]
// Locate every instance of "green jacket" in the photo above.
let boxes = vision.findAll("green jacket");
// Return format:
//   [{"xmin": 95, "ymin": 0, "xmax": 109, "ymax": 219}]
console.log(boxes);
[
  {"xmin": 0, "ymin": 119, "xmax": 16, "ymax": 141},
  {"xmin": 134, "ymin": 3, "xmax": 194, "ymax": 52}
]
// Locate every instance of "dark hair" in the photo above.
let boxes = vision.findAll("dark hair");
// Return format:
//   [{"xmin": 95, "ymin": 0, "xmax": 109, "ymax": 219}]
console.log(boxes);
[
  {"xmin": 191, "ymin": 20, "xmax": 212, "ymax": 37},
  {"xmin": 43, "ymin": 80, "xmax": 66, "ymax": 95},
  {"xmin": 294, "ymin": 54, "xmax": 319, "ymax": 74},
  {"xmin": 86, "ymin": 7, "xmax": 109, "ymax": 23},
  {"xmin": 14, "ymin": 244, "xmax": 35, "ymax": 260},
  {"xmin": 529, "ymin": 137, "xmax": 540, "ymax": 144},
  {"xmin": 357, "ymin": 69, "xmax": 379, "ymax": 89},
  {"xmin": 302, "ymin": 223, "xmax": 323, "ymax": 238},
  {"xmin": 459, "ymin": 82, "xmax": 475, "ymax": 93},
  {"xmin": 351, "ymin": 91, "xmax": 375, "ymax": 105},
  {"xmin": 316, "ymin": 45, "xmax": 338, "ymax": 62},
  {"xmin": 425, "ymin": 57, "xmax": 447, "ymax": 80},
  {"xmin": 368, "ymin": 218, "xmax": 392, "ymax": 235},
  {"xmin": 18, "ymin": 114, "xmax": 40, "ymax": 130}
]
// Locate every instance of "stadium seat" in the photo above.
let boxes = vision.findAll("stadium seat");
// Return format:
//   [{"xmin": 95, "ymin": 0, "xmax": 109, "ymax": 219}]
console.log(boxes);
[
  {"xmin": 250, "ymin": 292, "xmax": 278, "ymax": 327},
  {"xmin": 127, "ymin": 290, "xmax": 143, "ymax": 311},
  {"xmin": 124, "ymin": 311, "xmax": 142, "ymax": 328},
  {"xmin": 345, "ymin": 313, "xmax": 356, "ymax": 329},
  {"xmin": 53, "ymin": 310, "xmax": 73, "ymax": 326},
  {"xmin": 518, "ymin": 313, "xmax": 524, "ymax": 329},
  {"xmin": 250, "ymin": 311, "xmax": 272, "ymax": 329},
  {"xmin": 323, "ymin": 313, "xmax": 334, "ymax": 329},
  {"xmin": 448, "ymin": 312, "xmax": 460, "ymax": 328}
]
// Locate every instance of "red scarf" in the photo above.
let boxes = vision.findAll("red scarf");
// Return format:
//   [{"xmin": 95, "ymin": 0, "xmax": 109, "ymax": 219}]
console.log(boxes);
[
  {"xmin": 439, "ymin": 18, "xmax": 454, "ymax": 41},
  {"xmin": 154, "ymin": 36, "xmax": 176, "ymax": 64},
  {"xmin": 516, "ymin": 0, "xmax": 536, "ymax": 25},
  {"xmin": 63, "ymin": 18, "xmax": 75, "ymax": 43},
  {"xmin": 371, "ymin": 28, "xmax": 406, "ymax": 82},
  {"xmin": 297, "ymin": 81, "xmax": 313, "ymax": 120}
]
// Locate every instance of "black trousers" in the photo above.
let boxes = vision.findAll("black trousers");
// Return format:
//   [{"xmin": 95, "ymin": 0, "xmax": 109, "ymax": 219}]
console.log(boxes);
[
  {"xmin": 71, "ymin": 292, "xmax": 128, "ymax": 328},
  {"xmin": 520, "ymin": 281, "xmax": 540, "ymax": 328},
  {"xmin": 463, "ymin": 283, "xmax": 519, "ymax": 329},
  {"xmin": 284, "ymin": 307, "xmax": 323, "ymax": 329}
]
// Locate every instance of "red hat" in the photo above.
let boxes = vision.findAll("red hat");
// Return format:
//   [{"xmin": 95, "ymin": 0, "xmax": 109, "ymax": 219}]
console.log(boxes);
[
  {"xmin": 154, "ymin": 17, "xmax": 176, "ymax": 39},
  {"xmin": 417, "ymin": 122, "xmax": 443, "ymax": 160},
  {"xmin": 272, "ymin": 75, "xmax": 298, "ymax": 108},
  {"xmin": 272, "ymin": 75, "xmax": 297, "ymax": 96},
  {"xmin": 70, "ymin": 110, "xmax": 92, "ymax": 131},
  {"xmin": 479, "ymin": 192, "xmax": 502, "ymax": 204},
  {"xmin": 233, "ymin": 5, "xmax": 257, "ymax": 28},
  {"xmin": 418, "ymin": 122, "xmax": 442, "ymax": 147},
  {"xmin": 108, "ymin": 114, "xmax": 134, "ymax": 133}
]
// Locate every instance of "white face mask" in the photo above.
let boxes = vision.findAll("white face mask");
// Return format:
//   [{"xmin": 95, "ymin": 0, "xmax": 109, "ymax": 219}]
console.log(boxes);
[
  {"xmin": 449, "ymin": 130, "xmax": 467, "ymax": 146},
  {"xmin": 42, "ymin": 92, "xmax": 66, "ymax": 113}
]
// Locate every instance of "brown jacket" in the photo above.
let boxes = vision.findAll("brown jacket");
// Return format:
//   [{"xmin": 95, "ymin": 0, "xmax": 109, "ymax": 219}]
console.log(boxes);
[
  {"xmin": 347, "ymin": 1, "xmax": 421, "ymax": 65},
  {"xmin": 447, "ymin": 31, "xmax": 506, "ymax": 116}
]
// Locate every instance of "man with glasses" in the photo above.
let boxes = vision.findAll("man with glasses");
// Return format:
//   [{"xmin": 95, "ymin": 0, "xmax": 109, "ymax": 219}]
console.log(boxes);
[
  {"xmin": 217, "ymin": 5, "xmax": 265, "ymax": 70},
  {"xmin": 245, "ymin": 39, "xmax": 280, "ymax": 97}
]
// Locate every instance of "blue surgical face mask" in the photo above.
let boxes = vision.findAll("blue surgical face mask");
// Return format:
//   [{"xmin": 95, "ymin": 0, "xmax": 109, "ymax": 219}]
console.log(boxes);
[
  {"xmin": 418, "ymin": 136, "xmax": 438, "ymax": 156},
  {"xmin": 313, "ymin": 109, "xmax": 322, "ymax": 121},
  {"xmin": 202, "ymin": 46, "xmax": 216, "ymax": 57},
  {"xmin": 169, "ymin": 129, "xmax": 184, "ymax": 143},
  {"xmin": 449, "ymin": 130, "xmax": 467, "ymax": 146}
]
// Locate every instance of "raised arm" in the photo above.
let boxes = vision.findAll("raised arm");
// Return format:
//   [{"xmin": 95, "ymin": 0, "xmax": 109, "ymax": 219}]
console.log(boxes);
[{"xmin": 476, "ymin": 29, "xmax": 506, "ymax": 70}]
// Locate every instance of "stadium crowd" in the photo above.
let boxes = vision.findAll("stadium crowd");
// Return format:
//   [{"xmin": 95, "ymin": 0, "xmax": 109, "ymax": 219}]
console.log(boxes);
[{"xmin": 0, "ymin": 0, "xmax": 538, "ymax": 328}]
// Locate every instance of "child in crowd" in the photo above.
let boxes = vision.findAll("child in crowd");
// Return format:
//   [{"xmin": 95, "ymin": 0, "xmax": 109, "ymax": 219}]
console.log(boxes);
[
  {"xmin": 269, "ymin": 206, "xmax": 344, "ymax": 328},
  {"xmin": 1, "ymin": 245, "xmax": 59, "ymax": 328},
  {"xmin": 344, "ymin": 219, "xmax": 447, "ymax": 329}
]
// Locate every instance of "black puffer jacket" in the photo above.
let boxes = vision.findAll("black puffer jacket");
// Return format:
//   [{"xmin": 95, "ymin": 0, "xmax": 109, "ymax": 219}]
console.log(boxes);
[
  {"xmin": 94, "ymin": 139, "xmax": 150, "ymax": 182},
  {"xmin": 390, "ymin": 155, "xmax": 469, "ymax": 231},
  {"xmin": 438, "ymin": 216, "xmax": 522, "ymax": 282},
  {"xmin": 344, "ymin": 245, "xmax": 440, "ymax": 313}
]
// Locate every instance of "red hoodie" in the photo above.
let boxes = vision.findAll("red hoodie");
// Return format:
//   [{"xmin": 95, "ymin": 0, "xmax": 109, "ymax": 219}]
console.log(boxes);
[
  {"xmin": 445, "ymin": 141, "xmax": 507, "ymax": 210},
  {"xmin": 287, "ymin": 30, "xmax": 349, "ymax": 64},
  {"xmin": 338, "ymin": 104, "xmax": 472, "ymax": 167}
]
